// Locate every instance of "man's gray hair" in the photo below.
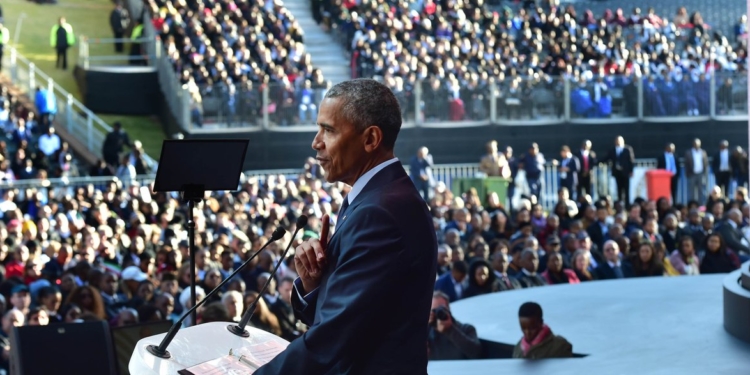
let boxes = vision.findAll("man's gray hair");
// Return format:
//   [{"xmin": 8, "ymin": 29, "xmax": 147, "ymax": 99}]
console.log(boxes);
[
  {"xmin": 432, "ymin": 291, "xmax": 451, "ymax": 305},
  {"xmin": 323, "ymin": 79, "xmax": 402, "ymax": 150}
]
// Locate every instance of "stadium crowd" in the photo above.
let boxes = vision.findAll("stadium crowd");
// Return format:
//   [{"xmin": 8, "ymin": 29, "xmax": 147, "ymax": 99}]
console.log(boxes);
[
  {"xmin": 320, "ymin": 0, "xmax": 747, "ymax": 121},
  {"xmin": 146, "ymin": 0, "xmax": 330, "ymax": 126},
  {"xmin": 0, "ymin": 131, "xmax": 746, "ymax": 366}
]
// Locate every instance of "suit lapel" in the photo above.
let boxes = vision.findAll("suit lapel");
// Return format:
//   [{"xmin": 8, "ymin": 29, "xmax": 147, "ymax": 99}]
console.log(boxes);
[{"xmin": 329, "ymin": 163, "xmax": 408, "ymax": 244}]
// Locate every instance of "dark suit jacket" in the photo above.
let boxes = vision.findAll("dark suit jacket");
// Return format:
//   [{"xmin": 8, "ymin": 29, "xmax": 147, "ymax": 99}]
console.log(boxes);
[
  {"xmin": 712, "ymin": 151, "xmax": 733, "ymax": 174},
  {"xmin": 586, "ymin": 221, "xmax": 608, "ymax": 250},
  {"xmin": 659, "ymin": 228, "xmax": 685, "ymax": 253},
  {"xmin": 684, "ymin": 148, "xmax": 709, "ymax": 177},
  {"xmin": 575, "ymin": 149, "xmax": 597, "ymax": 176},
  {"xmin": 434, "ymin": 272, "xmax": 463, "ymax": 302},
  {"xmin": 409, "ymin": 154, "xmax": 434, "ymax": 187},
  {"xmin": 595, "ymin": 261, "xmax": 633, "ymax": 280},
  {"xmin": 559, "ymin": 156, "xmax": 580, "ymax": 189},
  {"xmin": 603, "ymin": 145, "xmax": 635, "ymax": 176},
  {"xmin": 493, "ymin": 271, "xmax": 521, "ymax": 291},
  {"xmin": 656, "ymin": 152, "xmax": 681, "ymax": 176},
  {"xmin": 716, "ymin": 221, "xmax": 750, "ymax": 255},
  {"xmin": 256, "ymin": 162, "xmax": 437, "ymax": 375},
  {"xmin": 515, "ymin": 272, "xmax": 547, "ymax": 288}
]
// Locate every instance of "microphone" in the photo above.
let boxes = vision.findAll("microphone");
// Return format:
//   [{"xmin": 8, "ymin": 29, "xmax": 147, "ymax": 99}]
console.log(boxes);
[
  {"xmin": 227, "ymin": 215, "xmax": 308, "ymax": 337},
  {"xmin": 146, "ymin": 226, "xmax": 287, "ymax": 359}
]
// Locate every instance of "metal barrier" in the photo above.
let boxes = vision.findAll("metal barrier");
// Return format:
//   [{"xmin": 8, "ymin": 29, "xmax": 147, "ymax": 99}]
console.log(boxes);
[
  {"xmin": 0, "ymin": 158, "xmax": 736, "ymax": 210},
  {"xmin": 1, "ymin": 47, "xmax": 158, "ymax": 169},
  {"xmin": 77, "ymin": 37, "xmax": 152, "ymax": 68}
]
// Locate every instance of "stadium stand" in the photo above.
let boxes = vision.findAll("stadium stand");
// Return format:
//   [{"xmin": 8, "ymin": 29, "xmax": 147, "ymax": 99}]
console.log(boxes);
[
  {"xmin": 320, "ymin": 0, "xmax": 746, "ymax": 121},
  {"xmin": 147, "ymin": 0, "xmax": 329, "ymax": 126}
]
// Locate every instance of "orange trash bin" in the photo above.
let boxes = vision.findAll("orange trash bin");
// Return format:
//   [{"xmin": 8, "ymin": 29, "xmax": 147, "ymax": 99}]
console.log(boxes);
[{"xmin": 645, "ymin": 169, "xmax": 674, "ymax": 202}]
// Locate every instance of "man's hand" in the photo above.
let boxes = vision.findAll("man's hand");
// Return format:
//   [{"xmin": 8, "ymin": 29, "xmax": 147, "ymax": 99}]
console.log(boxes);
[
  {"xmin": 436, "ymin": 313, "xmax": 453, "ymax": 333},
  {"xmin": 295, "ymin": 214, "xmax": 330, "ymax": 293}
]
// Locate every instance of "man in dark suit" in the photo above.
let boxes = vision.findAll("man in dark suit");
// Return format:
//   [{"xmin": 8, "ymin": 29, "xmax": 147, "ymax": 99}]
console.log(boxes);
[
  {"xmin": 684, "ymin": 138, "xmax": 709, "ymax": 203},
  {"xmin": 434, "ymin": 261, "xmax": 468, "ymax": 302},
  {"xmin": 601, "ymin": 136, "xmax": 635, "ymax": 204},
  {"xmin": 713, "ymin": 140, "xmax": 732, "ymax": 196},
  {"xmin": 515, "ymin": 249, "xmax": 547, "ymax": 288},
  {"xmin": 269, "ymin": 277, "xmax": 302, "ymax": 341},
  {"xmin": 659, "ymin": 213, "xmax": 685, "ymax": 254},
  {"xmin": 558, "ymin": 145, "xmax": 580, "ymax": 198},
  {"xmin": 410, "ymin": 146, "xmax": 434, "ymax": 200},
  {"xmin": 586, "ymin": 205, "xmax": 610, "ymax": 250},
  {"xmin": 656, "ymin": 143, "xmax": 680, "ymax": 203},
  {"xmin": 490, "ymin": 252, "xmax": 521, "ymax": 291},
  {"xmin": 595, "ymin": 240, "xmax": 633, "ymax": 279},
  {"xmin": 256, "ymin": 79, "xmax": 437, "ymax": 374},
  {"xmin": 575, "ymin": 140, "xmax": 597, "ymax": 199},
  {"xmin": 716, "ymin": 209, "xmax": 750, "ymax": 256}
]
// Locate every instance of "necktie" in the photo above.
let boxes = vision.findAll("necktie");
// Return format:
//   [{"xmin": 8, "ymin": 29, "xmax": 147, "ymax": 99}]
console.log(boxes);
[
  {"xmin": 583, "ymin": 154, "xmax": 589, "ymax": 171},
  {"xmin": 339, "ymin": 198, "xmax": 350, "ymax": 218},
  {"xmin": 503, "ymin": 276, "xmax": 512, "ymax": 289}
]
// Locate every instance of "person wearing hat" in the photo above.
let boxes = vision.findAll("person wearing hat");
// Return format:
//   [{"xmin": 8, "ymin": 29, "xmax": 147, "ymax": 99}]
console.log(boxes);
[
  {"xmin": 10, "ymin": 284, "xmax": 31, "ymax": 315},
  {"xmin": 121, "ymin": 266, "xmax": 148, "ymax": 297}
]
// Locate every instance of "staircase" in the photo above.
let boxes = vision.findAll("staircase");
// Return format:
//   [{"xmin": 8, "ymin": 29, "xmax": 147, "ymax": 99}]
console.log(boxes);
[{"xmin": 283, "ymin": 0, "xmax": 350, "ymax": 84}]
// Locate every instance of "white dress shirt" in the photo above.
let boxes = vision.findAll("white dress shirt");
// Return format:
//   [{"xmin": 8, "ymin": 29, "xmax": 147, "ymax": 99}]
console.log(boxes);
[
  {"xmin": 719, "ymin": 149, "xmax": 730, "ymax": 171},
  {"xmin": 295, "ymin": 157, "xmax": 400, "ymax": 304},
  {"xmin": 691, "ymin": 148, "xmax": 704, "ymax": 174}
]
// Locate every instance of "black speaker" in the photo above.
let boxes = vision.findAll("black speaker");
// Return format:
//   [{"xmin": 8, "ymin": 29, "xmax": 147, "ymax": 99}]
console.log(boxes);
[
  {"xmin": 11, "ymin": 322, "xmax": 117, "ymax": 375},
  {"xmin": 111, "ymin": 320, "xmax": 172, "ymax": 375}
]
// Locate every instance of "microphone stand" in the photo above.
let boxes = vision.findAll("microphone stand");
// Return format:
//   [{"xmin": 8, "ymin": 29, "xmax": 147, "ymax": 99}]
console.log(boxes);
[
  {"xmin": 146, "ymin": 227, "xmax": 287, "ymax": 359},
  {"xmin": 227, "ymin": 216, "xmax": 308, "ymax": 337}
]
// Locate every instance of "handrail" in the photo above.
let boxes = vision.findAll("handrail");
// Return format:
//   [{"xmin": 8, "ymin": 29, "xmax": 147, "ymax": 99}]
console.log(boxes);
[{"xmin": 3, "ymin": 47, "xmax": 158, "ymax": 169}]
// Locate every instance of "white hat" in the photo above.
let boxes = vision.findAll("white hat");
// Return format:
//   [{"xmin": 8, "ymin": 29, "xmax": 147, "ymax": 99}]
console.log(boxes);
[{"xmin": 121, "ymin": 266, "xmax": 148, "ymax": 282}]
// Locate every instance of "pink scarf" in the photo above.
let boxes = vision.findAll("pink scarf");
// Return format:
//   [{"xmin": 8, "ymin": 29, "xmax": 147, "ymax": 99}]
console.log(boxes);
[{"xmin": 521, "ymin": 324, "xmax": 552, "ymax": 356}]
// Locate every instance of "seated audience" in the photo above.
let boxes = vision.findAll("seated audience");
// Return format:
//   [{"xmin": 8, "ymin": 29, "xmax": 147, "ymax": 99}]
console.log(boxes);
[
  {"xmin": 490, "ymin": 252, "xmax": 521, "ymax": 291},
  {"xmin": 513, "ymin": 302, "xmax": 573, "ymax": 359},
  {"xmin": 515, "ymin": 249, "xmax": 547, "ymax": 288},
  {"xmin": 428, "ymin": 291, "xmax": 481, "ymax": 360},
  {"xmin": 700, "ymin": 233, "xmax": 741, "ymax": 273},
  {"xmin": 595, "ymin": 240, "xmax": 633, "ymax": 279},
  {"xmin": 434, "ymin": 260, "xmax": 468, "ymax": 302},
  {"xmin": 541, "ymin": 252, "xmax": 580, "ymax": 285},
  {"xmin": 464, "ymin": 259, "xmax": 500, "ymax": 298},
  {"xmin": 629, "ymin": 242, "xmax": 665, "ymax": 277},
  {"xmin": 670, "ymin": 237, "xmax": 701, "ymax": 275},
  {"xmin": 571, "ymin": 250, "xmax": 597, "ymax": 282}
]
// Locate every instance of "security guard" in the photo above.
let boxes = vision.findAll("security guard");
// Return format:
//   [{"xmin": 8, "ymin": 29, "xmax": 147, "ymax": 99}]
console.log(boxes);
[
  {"xmin": 129, "ymin": 21, "xmax": 144, "ymax": 65},
  {"xmin": 50, "ymin": 17, "xmax": 75, "ymax": 70}
]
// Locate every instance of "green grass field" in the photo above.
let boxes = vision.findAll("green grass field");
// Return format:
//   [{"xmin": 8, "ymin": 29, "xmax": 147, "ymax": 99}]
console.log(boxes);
[{"xmin": 2, "ymin": 0, "xmax": 165, "ymax": 159}]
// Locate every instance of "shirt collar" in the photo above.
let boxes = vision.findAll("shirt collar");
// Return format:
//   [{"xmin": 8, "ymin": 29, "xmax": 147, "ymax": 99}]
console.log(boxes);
[
  {"xmin": 346, "ymin": 158, "xmax": 399, "ymax": 204},
  {"xmin": 607, "ymin": 260, "xmax": 621, "ymax": 268}
]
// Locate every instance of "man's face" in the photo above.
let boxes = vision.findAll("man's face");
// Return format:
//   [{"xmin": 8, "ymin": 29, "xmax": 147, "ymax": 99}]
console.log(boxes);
[
  {"xmin": 160, "ymin": 280, "xmax": 178, "ymax": 296},
  {"xmin": 596, "ymin": 208, "xmax": 608, "ymax": 222},
  {"xmin": 523, "ymin": 252, "xmax": 539, "ymax": 273},
  {"xmin": 437, "ymin": 250, "xmax": 451, "ymax": 266},
  {"xmin": 492, "ymin": 253, "xmax": 508, "ymax": 273},
  {"xmin": 578, "ymin": 237, "xmax": 591, "ymax": 251},
  {"xmin": 615, "ymin": 137, "xmax": 624, "ymax": 147},
  {"xmin": 221, "ymin": 253, "xmax": 233, "ymax": 270},
  {"xmin": 155, "ymin": 295, "xmax": 174, "ymax": 317},
  {"xmin": 11, "ymin": 292, "xmax": 30, "ymax": 311},
  {"xmin": 451, "ymin": 269, "xmax": 466, "ymax": 283},
  {"xmin": 519, "ymin": 316, "xmax": 543, "ymax": 342},
  {"xmin": 278, "ymin": 280, "xmax": 293, "ymax": 304},
  {"xmin": 101, "ymin": 273, "xmax": 118, "ymax": 295},
  {"xmin": 313, "ymin": 98, "xmax": 368, "ymax": 185},
  {"xmin": 603, "ymin": 243, "xmax": 620, "ymax": 262}
]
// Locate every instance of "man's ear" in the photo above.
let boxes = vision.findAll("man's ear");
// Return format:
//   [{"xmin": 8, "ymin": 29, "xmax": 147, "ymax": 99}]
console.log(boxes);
[{"xmin": 362, "ymin": 126, "xmax": 383, "ymax": 153}]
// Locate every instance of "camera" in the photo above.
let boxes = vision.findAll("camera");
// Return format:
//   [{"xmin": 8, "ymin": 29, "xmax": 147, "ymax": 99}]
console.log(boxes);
[{"xmin": 432, "ymin": 306, "xmax": 450, "ymax": 321}]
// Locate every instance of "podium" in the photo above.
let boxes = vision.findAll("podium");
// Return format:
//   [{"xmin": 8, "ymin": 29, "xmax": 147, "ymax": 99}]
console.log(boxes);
[{"xmin": 129, "ymin": 322, "xmax": 289, "ymax": 374}]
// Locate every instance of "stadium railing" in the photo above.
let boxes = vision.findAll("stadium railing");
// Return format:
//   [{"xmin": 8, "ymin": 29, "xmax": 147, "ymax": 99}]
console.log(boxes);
[
  {"xmin": 2, "ymin": 158, "xmax": 730, "ymax": 211},
  {"xmin": 181, "ymin": 71, "xmax": 748, "ymax": 131},
  {"xmin": 1, "ymin": 47, "xmax": 158, "ymax": 169}
]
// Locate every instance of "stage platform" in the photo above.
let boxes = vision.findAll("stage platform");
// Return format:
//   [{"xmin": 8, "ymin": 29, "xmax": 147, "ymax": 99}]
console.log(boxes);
[{"xmin": 427, "ymin": 274, "xmax": 750, "ymax": 375}]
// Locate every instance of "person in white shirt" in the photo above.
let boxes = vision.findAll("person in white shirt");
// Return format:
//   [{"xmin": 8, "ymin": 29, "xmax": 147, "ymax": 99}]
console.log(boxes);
[
  {"xmin": 38, "ymin": 126, "xmax": 61, "ymax": 157},
  {"xmin": 712, "ymin": 140, "xmax": 732, "ymax": 196},
  {"xmin": 684, "ymin": 138, "xmax": 708, "ymax": 203}
]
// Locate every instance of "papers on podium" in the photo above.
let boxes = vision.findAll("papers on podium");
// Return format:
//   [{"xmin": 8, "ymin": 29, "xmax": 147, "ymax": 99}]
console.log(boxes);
[{"xmin": 129, "ymin": 322, "xmax": 289, "ymax": 375}]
